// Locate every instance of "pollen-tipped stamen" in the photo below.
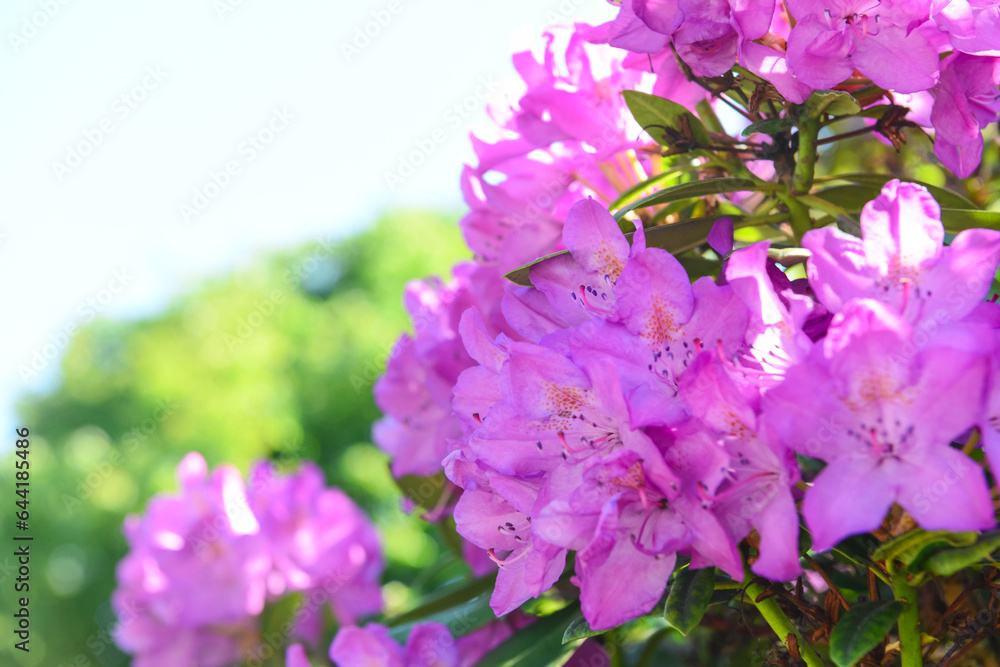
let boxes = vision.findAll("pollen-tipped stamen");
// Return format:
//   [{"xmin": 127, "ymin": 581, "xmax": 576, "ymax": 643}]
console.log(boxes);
[
  {"xmin": 716, "ymin": 340, "xmax": 785, "ymax": 381},
  {"xmin": 488, "ymin": 545, "xmax": 534, "ymax": 567},
  {"xmin": 558, "ymin": 430, "xmax": 589, "ymax": 454},
  {"xmin": 698, "ymin": 472, "xmax": 775, "ymax": 504}
]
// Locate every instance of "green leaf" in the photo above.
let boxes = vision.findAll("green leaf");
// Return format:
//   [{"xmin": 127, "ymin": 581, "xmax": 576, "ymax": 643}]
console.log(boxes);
[
  {"xmin": 643, "ymin": 216, "xmax": 738, "ymax": 254},
  {"xmin": 561, "ymin": 615, "xmax": 606, "ymax": 644},
  {"xmin": 648, "ymin": 198, "xmax": 698, "ymax": 225},
  {"xmin": 836, "ymin": 215, "xmax": 863, "ymax": 237},
  {"xmin": 614, "ymin": 178, "xmax": 761, "ymax": 220},
  {"xmin": 386, "ymin": 574, "xmax": 496, "ymax": 627},
  {"xmin": 925, "ymin": 530, "xmax": 1000, "ymax": 577},
  {"xmin": 857, "ymin": 104, "xmax": 895, "ymax": 119},
  {"xmin": 817, "ymin": 173, "xmax": 979, "ymax": 210},
  {"xmin": 438, "ymin": 515, "xmax": 466, "ymax": 560},
  {"xmin": 767, "ymin": 247, "xmax": 811, "ymax": 267},
  {"xmin": 829, "ymin": 600, "xmax": 903, "ymax": 667},
  {"xmin": 810, "ymin": 185, "xmax": 882, "ymax": 214},
  {"xmin": 388, "ymin": 592, "xmax": 497, "ymax": 644},
  {"xmin": 562, "ymin": 598, "xmax": 669, "ymax": 644},
  {"xmin": 940, "ymin": 208, "xmax": 1000, "ymax": 232},
  {"xmin": 623, "ymin": 90, "xmax": 711, "ymax": 147},
  {"xmin": 799, "ymin": 193, "xmax": 854, "ymax": 219},
  {"xmin": 742, "ymin": 118, "xmax": 794, "ymax": 136},
  {"xmin": 609, "ymin": 166, "xmax": 703, "ymax": 211},
  {"xmin": 664, "ymin": 567, "xmax": 715, "ymax": 636},
  {"xmin": 677, "ymin": 256, "xmax": 721, "ymax": 280},
  {"xmin": 870, "ymin": 529, "xmax": 976, "ymax": 571},
  {"xmin": 475, "ymin": 604, "xmax": 582, "ymax": 667},
  {"xmin": 259, "ymin": 591, "xmax": 303, "ymax": 649},
  {"xmin": 807, "ymin": 90, "xmax": 861, "ymax": 117},
  {"xmin": 393, "ymin": 470, "xmax": 448, "ymax": 509},
  {"xmin": 907, "ymin": 532, "xmax": 980, "ymax": 574}
]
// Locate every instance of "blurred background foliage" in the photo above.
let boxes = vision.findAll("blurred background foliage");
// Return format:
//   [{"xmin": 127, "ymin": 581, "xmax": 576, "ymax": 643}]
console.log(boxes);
[
  {"xmin": 816, "ymin": 121, "xmax": 1000, "ymax": 208},
  {"xmin": 0, "ymin": 210, "xmax": 469, "ymax": 667}
]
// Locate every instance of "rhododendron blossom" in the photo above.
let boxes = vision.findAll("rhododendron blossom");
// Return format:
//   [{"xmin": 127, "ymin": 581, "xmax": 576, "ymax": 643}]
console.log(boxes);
[
  {"xmin": 112, "ymin": 454, "xmax": 382, "ymax": 667},
  {"xmin": 765, "ymin": 299, "xmax": 995, "ymax": 549},
  {"xmin": 785, "ymin": 0, "xmax": 940, "ymax": 93},
  {"xmin": 329, "ymin": 621, "xmax": 512, "ymax": 667},
  {"xmin": 929, "ymin": 52, "xmax": 1000, "ymax": 176},
  {"xmin": 361, "ymin": 4, "xmax": 1000, "ymax": 661},
  {"xmin": 802, "ymin": 179, "xmax": 1000, "ymax": 326}
]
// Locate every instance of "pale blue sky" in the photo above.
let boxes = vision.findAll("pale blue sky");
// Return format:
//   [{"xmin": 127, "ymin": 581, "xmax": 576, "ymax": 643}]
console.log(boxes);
[{"xmin": 0, "ymin": 0, "xmax": 613, "ymax": 438}]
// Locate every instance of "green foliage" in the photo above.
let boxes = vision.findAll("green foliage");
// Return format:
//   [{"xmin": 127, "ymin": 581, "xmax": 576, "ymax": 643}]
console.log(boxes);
[
  {"xmin": 394, "ymin": 471, "xmax": 449, "ymax": 511},
  {"xmin": 562, "ymin": 616, "xmax": 608, "ymax": 644},
  {"xmin": 871, "ymin": 529, "xmax": 978, "ymax": 576},
  {"xmin": 741, "ymin": 118, "xmax": 794, "ymax": 136},
  {"xmin": 385, "ymin": 574, "xmax": 496, "ymax": 631},
  {"xmin": 805, "ymin": 90, "xmax": 862, "ymax": 117},
  {"xmin": 473, "ymin": 603, "xmax": 581, "ymax": 667},
  {"xmin": 0, "ymin": 210, "xmax": 468, "ymax": 667},
  {"xmin": 622, "ymin": 91, "xmax": 711, "ymax": 147},
  {"xmin": 613, "ymin": 179, "xmax": 764, "ymax": 221},
  {"xmin": 829, "ymin": 601, "xmax": 903, "ymax": 667},
  {"xmin": 924, "ymin": 531, "xmax": 1000, "ymax": 577},
  {"xmin": 664, "ymin": 567, "xmax": 715, "ymax": 637}
]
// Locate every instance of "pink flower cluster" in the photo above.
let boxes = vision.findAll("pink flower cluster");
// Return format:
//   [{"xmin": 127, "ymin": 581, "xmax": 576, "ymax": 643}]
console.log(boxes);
[
  {"xmin": 112, "ymin": 453, "xmax": 383, "ymax": 667},
  {"xmin": 374, "ymin": 19, "xmax": 705, "ymax": 498},
  {"xmin": 443, "ymin": 180, "xmax": 1000, "ymax": 631},
  {"xmin": 286, "ymin": 619, "xmax": 608, "ymax": 667},
  {"xmin": 326, "ymin": 620, "xmax": 512, "ymax": 667},
  {"xmin": 460, "ymin": 23, "xmax": 703, "ymax": 274},
  {"xmin": 369, "ymin": 7, "xmax": 1000, "ymax": 640},
  {"xmin": 606, "ymin": 0, "xmax": 1000, "ymax": 176}
]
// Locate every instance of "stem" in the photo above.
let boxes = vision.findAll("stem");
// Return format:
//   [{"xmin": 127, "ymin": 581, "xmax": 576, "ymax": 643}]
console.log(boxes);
[
  {"xmin": 745, "ymin": 579, "xmax": 826, "ymax": 667},
  {"xmin": 779, "ymin": 192, "xmax": 813, "ymax": 242},
  {"xmin": 892, "ymin": 576, "xmax": 922, "ymax": 667},
  {"xmin": 924, "ymin": 568, "xmax": 997, "ymax": 659},
  {"xmin": 962, "ymin": 427, "xmax": 981, "ymax": 456},
  {"xmin": 717, "ymin": 94, "xmax": 756, "ymax": 122},
  {"xmin": 778, "ymin": 107, "xmax": 823, "ymax": 243},
  {"xmin": 815, "ymin": 126, "xmax": 874, "ymax": 146},
  {"xmin": 702, "ymin": 144, "xmax": 766, "ymax": 155},
  {"xmin": 728, "ymin": 86, "xmax": 757, "ymax": 119},
  {"xmin": 831, "ymin": 547, "xmax": 892, "ymax": 586},
  {"xmin": 940, "ymin": 633, "xmax": 987, "ymax": 667},
  {"xmin": 792, "ymin": 116, "xmax": 820, "ymax": 196}
]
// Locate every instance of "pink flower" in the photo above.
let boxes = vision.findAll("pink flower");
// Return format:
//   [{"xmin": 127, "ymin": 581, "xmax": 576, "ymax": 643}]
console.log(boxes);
[
  {"xmin": 113, "ymin": 453, "xmax": 270, "ymax": 666},
  {"xmin": 286, "ymin": 644, "xmax": 313, "ymax": 667},
  {"xmin": 247, "ymin": 461, "xmax": 383, "ymax": 632},
  {"xmin": 459, "ymin": 22, "xmax": 692, "ymax": 273},
  {"xmin": 329, "ymin": 620, "xmax": 513, "ymax": 667},
  {"xmin": 930, "ymin": 52, "xmax": 1000, "ymax": 177},
  {"xmin": 373, "ymin": 263, "xmax": 512, "ymax": 478},
  {"xmin": 626, "ymin": 0, "xmax": 776, "ymax": 76},
  {"xmin": 725, "ymin": 241, "xmax": 818, "ymax": 382},
  {"xmin": 803, "ymin": 179, "xmax": 1000, "ymax": 327},
  {"xmin": 113, "ymin": 454, "xmax": 385, "ymax": 666},
  {"xmin": 786, "ymin": 0, "xmax": 939, "ymax": 93},
  {"xmin": 934, "ymin": 0, "xmax": 1000, "ymax": 56},
  {"xmin": 764, "ymin": 300, "xmax": 995, "ymax": 550},
  {"xmin": 680, "ymin": 353, "xmax": 802, "ymax": 580}
]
